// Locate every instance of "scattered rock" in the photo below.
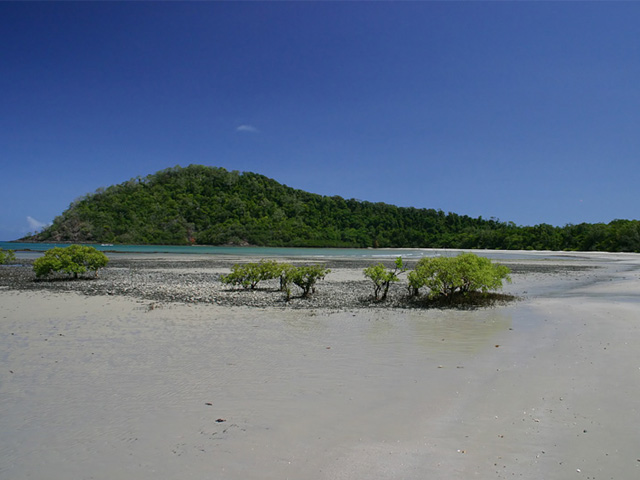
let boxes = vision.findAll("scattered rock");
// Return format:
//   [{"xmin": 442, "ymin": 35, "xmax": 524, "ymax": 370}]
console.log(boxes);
[{"xmin": 0, "ymin": 257, "xmax": 590, "ymax": 310}]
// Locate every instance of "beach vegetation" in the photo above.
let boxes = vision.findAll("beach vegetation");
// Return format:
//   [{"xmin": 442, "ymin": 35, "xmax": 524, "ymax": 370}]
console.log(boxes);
[
  {"xmin": 220, "ymin": 259, "xmax": 330, "ymax": 300},
  {"xmin": 0, "ymin": 248, "xmax": 16, "ymax": 264},
  {"xmin": 33, "ymin": 244, "xmax": 109, "ymax": 279},
  {"xmin": 220, "ymin": 260, "xmax": 280, "ymax": 289},
  {"xmin": 408, "ymin": 253, "xmax": 511, "ymax": 300},
  {"xmin": 363, "ymin": 256, "xmax": 406, "ymax": 301},
  {"xmin": 276, "ymin": 263, "xmax": 295, "ymax": 293},
  {"xmin": 289, "ymin": 264, "xmax": 331, "ymax": 299},
  {"xmin": 276, "ymin": 263, "xmax": 298, "ymax": 300}
]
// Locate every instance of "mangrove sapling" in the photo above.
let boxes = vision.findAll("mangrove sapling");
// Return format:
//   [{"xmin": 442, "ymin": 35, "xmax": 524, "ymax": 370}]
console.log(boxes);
[
  {"xmin": 407, "ymin": 268, "xmax": 426, "ymax": 297},
  {"xmin": 455, "ymin": 253, "xmax": 511, "ymax": 294},
  {"xmin": 277, "ymin": 263, "xmax": 297, "ymax": 300},
  {"xmin": 220, "ymin": 260, "xmax": 280, "ymax": 289},
  {"xmin": 363, "ymin": 257, "xmax": 406, "ymax": 301},
  {"xmin": 0, "ymin": 248, "xmax": 16, "ymax": 265},
  {"xmin": 409, "ymin": 253, "xmax": 511, "ymax": 300},
  {"xmin": 256, "ymin": 259, "xmax": 282, "ymax": 284},
  {"xmin": 33, "ymin": 245, "xmax": 109, "ymax": 279},
  {"xmin": 220, "ymin": 263, "xmax": 255, "ymax": 289},
  {"xmin": 290, "ymin": 265, "xmax": 331, "ymax": 298}
]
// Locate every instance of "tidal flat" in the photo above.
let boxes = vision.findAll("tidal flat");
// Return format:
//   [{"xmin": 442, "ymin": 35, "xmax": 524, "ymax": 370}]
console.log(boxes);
[{"xmin": 1, "ymin": 251, "xmax": 639, "ymax": 479}]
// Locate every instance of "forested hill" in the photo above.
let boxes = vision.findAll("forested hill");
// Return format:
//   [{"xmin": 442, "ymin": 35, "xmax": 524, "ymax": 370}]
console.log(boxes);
[{"xmin": 27, "ymin": 165, "xmax": 640, "ymax": 252}]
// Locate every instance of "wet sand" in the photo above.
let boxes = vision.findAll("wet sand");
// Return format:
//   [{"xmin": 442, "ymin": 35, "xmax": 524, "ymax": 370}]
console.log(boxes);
[{"xmin": 1, "ymin": 252, "xmax": 640, "ymax": 479}]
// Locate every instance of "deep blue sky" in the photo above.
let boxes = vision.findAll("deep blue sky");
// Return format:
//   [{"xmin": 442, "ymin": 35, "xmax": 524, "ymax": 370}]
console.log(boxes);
[{"xmin": 2, "ymin": 2, "xmax": 639, "ymax": 241}]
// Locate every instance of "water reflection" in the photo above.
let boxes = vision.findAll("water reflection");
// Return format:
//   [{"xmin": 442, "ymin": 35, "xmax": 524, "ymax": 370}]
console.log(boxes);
[
  {"xmin": 408, "ymin": 309, "xmax": 512, "ymax": 354},
  {"xmin": 358, "ymin": 308, "xmax": 512, "ymax": 357}
]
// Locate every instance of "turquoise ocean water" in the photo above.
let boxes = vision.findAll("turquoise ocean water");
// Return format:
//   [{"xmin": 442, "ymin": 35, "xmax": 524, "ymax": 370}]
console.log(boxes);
[{"xmin": 0, "ymin": 241, "xmax": 576, "ymax": 261}]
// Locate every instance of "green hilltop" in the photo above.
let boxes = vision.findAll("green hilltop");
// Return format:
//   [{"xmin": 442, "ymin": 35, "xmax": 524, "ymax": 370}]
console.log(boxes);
[{"xmin": 27, "ymin": 164, "xmax": 640, "ymax": 252}]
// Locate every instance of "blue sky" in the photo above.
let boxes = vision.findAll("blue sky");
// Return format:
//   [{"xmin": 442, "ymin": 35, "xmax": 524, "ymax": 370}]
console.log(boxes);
[{"xmin": 1, "ymin": 2, "xmax": 639, "ymax": 241}]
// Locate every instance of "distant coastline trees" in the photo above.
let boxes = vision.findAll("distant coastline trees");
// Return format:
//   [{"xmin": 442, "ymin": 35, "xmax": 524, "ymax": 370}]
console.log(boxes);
[{"xmin": 24, "ymin": 164, "xmax": 640, "ymax": 253}]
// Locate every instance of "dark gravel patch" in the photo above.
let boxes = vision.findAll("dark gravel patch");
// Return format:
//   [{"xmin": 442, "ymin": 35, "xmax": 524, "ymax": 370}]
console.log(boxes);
[
  {"xmin": 0, "ymin": 259, "xmax": 374, "ymax": 309},
  {"xmin": 0, "ymin": 258, "xmax": 590, "ymax": 310}
]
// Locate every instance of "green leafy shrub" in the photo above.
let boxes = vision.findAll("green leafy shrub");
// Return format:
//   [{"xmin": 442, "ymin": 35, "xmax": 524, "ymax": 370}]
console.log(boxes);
[
  {"xmin": 363, "ymin": 257, "xmax": 406, "ymax": 301},
  {"xmin": 409, "ymin": 253, "xmax": 511, "ymax": 299},
  {"xmin": 289, "ymin": 265, "xmax": 331, "ymax": 298},
  {"xmin": 0, "ymin": 248, "xmax": 16, "ymax": 264},
  {"xmin": 276, "ymin": 263, "xmax": 297, "ymax": 299},
  {"xmin": 33, "ymin": 244, "xmax": 109, "ymax": 279},
  {"xmin": 220, "ymin": 260, "xmax": 281, "ymax": 289},
  {"xmin": 220, "ymin": 260, "xmax": 330, "ymax": 300},
  {"xmin": 219, "ymin": 264, "xmax": 248, "ymax": 288},
  {"xmin": 407, "ymin": 267, "xmax": 426, "ymax": 297}
]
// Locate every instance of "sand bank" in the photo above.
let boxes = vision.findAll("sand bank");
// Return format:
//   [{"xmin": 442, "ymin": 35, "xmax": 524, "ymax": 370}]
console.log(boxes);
[{"xmin": 1, "ymin": 253, "xmax": 639, "ymax": 479}]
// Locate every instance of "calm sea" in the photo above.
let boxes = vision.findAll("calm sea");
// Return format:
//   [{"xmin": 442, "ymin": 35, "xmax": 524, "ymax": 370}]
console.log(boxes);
[{"xmin": 0, "ymin": 241, "xmax": 577, "ymax": 261}]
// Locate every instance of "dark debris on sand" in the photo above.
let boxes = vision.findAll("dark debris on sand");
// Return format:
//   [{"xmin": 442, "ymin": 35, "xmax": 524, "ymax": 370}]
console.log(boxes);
[{"xmin": 0, "ymin": 257, "xmax": 593, "ymax": 310}]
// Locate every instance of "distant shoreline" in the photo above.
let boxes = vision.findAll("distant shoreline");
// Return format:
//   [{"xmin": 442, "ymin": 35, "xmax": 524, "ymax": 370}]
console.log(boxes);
[{"xmin": 3, "ymin": 240, "xmax": 635, "ymax": 261}]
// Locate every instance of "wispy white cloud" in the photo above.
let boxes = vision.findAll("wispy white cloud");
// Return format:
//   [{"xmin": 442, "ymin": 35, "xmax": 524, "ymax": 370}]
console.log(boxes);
[
  {"xmin": 27, "ymin": 216, "xmax": 49, "ymax": 232},
  {"xmin": 236, "ymin": 124, "xmax": 260, "ymax": 133}
]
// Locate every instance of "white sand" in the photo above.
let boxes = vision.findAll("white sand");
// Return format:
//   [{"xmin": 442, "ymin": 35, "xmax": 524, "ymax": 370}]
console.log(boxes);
[{"xmin": 1, "ymin": 253, "xmax": 640, "ymax": 479}]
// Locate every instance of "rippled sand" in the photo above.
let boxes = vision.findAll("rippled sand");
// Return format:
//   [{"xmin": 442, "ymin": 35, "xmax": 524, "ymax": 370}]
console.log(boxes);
[{"xmin": 1, "ymin": 252, "xmax": 639, "ymax": 479}]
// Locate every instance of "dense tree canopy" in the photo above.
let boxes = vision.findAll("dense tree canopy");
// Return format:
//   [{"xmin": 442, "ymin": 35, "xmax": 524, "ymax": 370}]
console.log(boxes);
[{"xmin": 26, "ymin": 165, "xmax": 640, "ymax": 252}]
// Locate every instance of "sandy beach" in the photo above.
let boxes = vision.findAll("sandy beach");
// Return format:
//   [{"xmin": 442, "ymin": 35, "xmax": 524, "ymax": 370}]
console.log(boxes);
[{"xmin": 1, "ymin": 252, "xmax": 640, "ymax": 479}]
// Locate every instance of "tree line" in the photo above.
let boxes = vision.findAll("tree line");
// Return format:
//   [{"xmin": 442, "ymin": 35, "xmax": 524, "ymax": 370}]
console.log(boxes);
[{"xmin": 26, "ymin": 164, "xmax": 640, "ymax": 252}]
